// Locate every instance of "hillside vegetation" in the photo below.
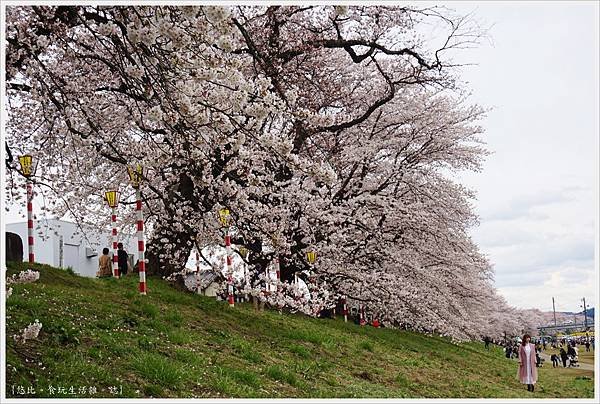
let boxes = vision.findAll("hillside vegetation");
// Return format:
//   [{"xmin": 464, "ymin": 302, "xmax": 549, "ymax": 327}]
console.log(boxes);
[{"xmin": 5, "ymin": 262, "xmax": 595, "ymax": 398}]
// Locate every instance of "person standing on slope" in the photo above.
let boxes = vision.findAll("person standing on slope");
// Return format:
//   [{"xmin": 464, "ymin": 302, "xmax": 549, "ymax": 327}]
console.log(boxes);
[
  {"xmin": 117, "ymin": 242, "xmax": 129, "ymax": 277},
  {"xmin": 517, "ymin": 334, "xmax": 538, "ymax": 392}
]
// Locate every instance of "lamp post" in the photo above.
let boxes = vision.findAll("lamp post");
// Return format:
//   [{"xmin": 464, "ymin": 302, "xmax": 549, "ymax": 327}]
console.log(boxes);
[
  {"xmin": 128, "ymin": 164, "xmax": 146, "ymax": 294},
  {"xmin": 359, "ymin": 304, "xmax": 366, "ymax": 326},
  {"xmin": 195, "ymin": 247, "xmax": 201, "ymax": 295},
  {"xmin": 581, "ymin": 297, "xmax": 588, "ymax": 331},
  {"xmin": 273, "ymin": 255, "xmax": 280, "ymax": 293},
  {"xmin": 306, "ymin": 250, "xmax": 317, "ymax": 287},
  {"xmin": 18, "ymin": 155, "xmax": 35, "ymax": 263},
  {"xmin": 196, "ymin": 248, "xmax": 201, "ymax": 272},
  {"xmin": 105, "ymin": 190, "xmax": 120, "ymax": 278},
  {"xmin": 239, "ymin": 246, "xmax": 248, "ymax": 302},
  {"xmin": 219, "ymin": 208, "xmax": 234, "ymax": 307},
  {"xmin": 306, "ymin": 251, "xmax": 317, "ymax": 311},
  {"xmin": 269, "ymin": 235, "xmax": 279, "ymax": 296}
]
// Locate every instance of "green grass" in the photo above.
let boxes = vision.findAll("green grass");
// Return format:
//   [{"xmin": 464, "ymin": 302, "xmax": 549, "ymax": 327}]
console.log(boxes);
[{"xmin": 5, "ymin": 261, "xmax": 595, "ymax": 398}]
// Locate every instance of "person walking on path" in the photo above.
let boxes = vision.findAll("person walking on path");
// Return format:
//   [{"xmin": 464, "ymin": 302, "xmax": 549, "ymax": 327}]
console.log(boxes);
[
  {"xmin": 567, "ymin": 344, "xmax": 576, "ymax": 358},
  {"xmin": 517, "ymin": 334, "xmax": 538, "ymax": 392},
  {"xmin": 484, "ymin": 336, "xmax": 490, "ymax": 350},
  {"xmin": 550, "ymin": 354, "xmax": 559, "ymax": 368},
  {"xmin": 585, "ymin": 340, "xmax": 590, "ymax": 352},
  {"xmin": 535, "ymin": 346, "xmax": 542, "ymax": 367},
  {"xmin": 96, "ymin": 248, "xmax": 112, "ymax": 277},
  {"xmin": 559, "ymin": 347, "xmax": 568, "ymax": 368}
]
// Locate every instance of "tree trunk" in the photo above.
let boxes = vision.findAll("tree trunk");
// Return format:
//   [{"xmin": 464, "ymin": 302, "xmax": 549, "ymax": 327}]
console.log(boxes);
[{"xmin": 144, "ymin": 222, "xmax": 193, "ymax": 278}]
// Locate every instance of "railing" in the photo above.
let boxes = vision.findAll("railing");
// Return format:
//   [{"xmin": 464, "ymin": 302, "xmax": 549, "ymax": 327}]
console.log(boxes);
[{"xmin": 538, "ymin": 323, "xmax": 595, "ymax": 333}]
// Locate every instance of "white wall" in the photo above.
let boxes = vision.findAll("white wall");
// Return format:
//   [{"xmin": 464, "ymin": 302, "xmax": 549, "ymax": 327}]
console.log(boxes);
[
  {"xmin": 203, "ymin": 283, "xmax": 220, "ymax": 297},
  {"xmin": 5, "ymin": 220, "xmax": 56, "ymax": 267},
  {"xmin": 6, "ymin": 219, "xmax": 137, "ymax": 278}
]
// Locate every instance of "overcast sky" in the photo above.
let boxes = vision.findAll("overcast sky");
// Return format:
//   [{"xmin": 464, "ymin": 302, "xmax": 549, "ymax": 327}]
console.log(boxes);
[
  {"xmin": 446, "ymin": 1, "xmax": 598, "ymax": 313},
  {"xmin": 2, "ymin": 2, "xmax": 598, "ymax": 314}
]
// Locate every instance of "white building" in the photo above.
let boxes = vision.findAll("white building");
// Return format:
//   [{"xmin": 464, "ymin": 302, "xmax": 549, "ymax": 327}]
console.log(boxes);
[
  {"xmin": 183, "ymin": 269, "xmax": 224, "ymax": 297},
  {"xmin": 6, "ymin": 219, "xmax": 137, "ymax": 278}
]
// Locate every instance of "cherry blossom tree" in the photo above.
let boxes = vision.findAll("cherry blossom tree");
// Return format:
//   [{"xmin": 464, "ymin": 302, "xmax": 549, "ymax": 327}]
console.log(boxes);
[{"xmin": 5, "ymin": 5, "xmax": 531, "ymax": 340}]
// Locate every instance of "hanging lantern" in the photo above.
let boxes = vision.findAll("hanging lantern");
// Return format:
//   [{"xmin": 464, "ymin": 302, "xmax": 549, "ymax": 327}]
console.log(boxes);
[
  {"xmin": 306, "ymin": 251, "xmax": 317, "ymax": 264},
  {"xmin": 18, "ymin": 154, "xmax": 35, "ymax": 177},
  {"xmin": 105, "ymin": 190, "xmax": 120, "ymax": 208},
  {"xmin": 218, "ymin": 208, "xmax": 230, "ymax": 227},
  {"xmin": 127, "ymin": 164, "xmax": 143, "ymax": 188},
  {"xmin": 270, "ymin": 233, "xmax": 279, "ymax": 247},
  {"xmin": 239, "ymin": 246, "xmax": 249, "ymax": 259}
]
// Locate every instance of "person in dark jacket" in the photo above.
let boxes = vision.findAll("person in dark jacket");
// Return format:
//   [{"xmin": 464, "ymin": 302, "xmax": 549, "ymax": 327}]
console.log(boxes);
[
  {"xmin": 559, "ymin": 348, "xmax": 568, "ymax": 368},
  {"xmin": 117, "ymin": 242, "xmax": 129, "ymax": 276}
]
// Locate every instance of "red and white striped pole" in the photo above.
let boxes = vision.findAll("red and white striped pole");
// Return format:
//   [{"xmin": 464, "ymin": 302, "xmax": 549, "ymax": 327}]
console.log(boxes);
[
  {"xmin": 18, "ymin": 155, "xmax": 35, "ymax": 263},
  {"xmin": 243, "ymin": 260, "xmax": 248, "ymax": 302},
  {"xmin": 105, "ymin": 190, "xmax": 120, "ymax": 279},
  {"xmin": 26, "ymin": 181, "xmax": 34, "ymax": 263},
  {"xmin": 196, "ymin": 248, "xmax": 201, "ymax": 295},
  {"xmin": 136, "ymin": 188, "xmax": 146, "ymax": 294},
  {"xmin": 359, "ymin": 303, "xmax": 366, "ymax": 326},
  {"xmin": 128, "ymin": 165, "xmax": 145, "ymax": 291},
  {"xmin": 274, "ymin": 256, "xmax": 281, "ymax": 292},
  {"xmin": 111, "ymin": 207, "xmax": 119, "ymax": 278},
  {"xmin": 225, "ymin": 229, "xmax": 234, "ymax": 307},
  {"xmin": 219, "ymin": 209, "xmax": 234, "ymax": 307}
]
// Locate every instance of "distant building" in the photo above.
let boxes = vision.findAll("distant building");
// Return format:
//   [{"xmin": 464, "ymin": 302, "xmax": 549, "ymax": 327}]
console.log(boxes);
[
  {"xmin": 5, "ymin": 219, "xmax": 137, "ymax": 278},
  {"xmin": 198, "ymin": 270, "xmax": 224, "ymax": 297},
  {"xmin": 183, "ymin": 269, "xmax": 224, "ymax": 297}
]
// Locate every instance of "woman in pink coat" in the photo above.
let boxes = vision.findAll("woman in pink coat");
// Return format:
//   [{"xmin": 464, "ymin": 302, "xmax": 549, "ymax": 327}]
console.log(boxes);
[{"xmin": 517, "ymin": 334, "xmax": 538, "ymax": 392}]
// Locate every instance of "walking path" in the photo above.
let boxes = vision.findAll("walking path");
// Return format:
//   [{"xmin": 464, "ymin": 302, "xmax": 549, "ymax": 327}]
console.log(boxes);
[{"xmin": 539, "ymin": 352, "xmax": 595, "ymax": 372}]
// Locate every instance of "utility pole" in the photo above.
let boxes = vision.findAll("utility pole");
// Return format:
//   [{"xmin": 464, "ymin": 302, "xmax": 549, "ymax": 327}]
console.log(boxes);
[
  {"xmin": 582, "ymin": 297, "xmax": 588, "ymax": 330},
  {"xmin": 552, "ymin": 297, "xmax": 557, "ymax": 327}
]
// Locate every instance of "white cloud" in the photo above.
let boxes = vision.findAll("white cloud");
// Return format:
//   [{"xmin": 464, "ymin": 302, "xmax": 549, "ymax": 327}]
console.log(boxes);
[
  {"xmin": 453, "ymin": 3, "xmax": 598, "ymax": 312},
  {"xmin": 498, "ymin": 266, "xmax": 595, "ymax": 313}
]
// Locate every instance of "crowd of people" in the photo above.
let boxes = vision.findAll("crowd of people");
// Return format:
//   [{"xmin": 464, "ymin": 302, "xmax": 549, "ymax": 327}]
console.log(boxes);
[
  {"xmin": 495, "ymin": 334, "xmax": 594, "ymax": 372},
  {"xmin": 493, "ymin": 333, "xmax": 595, "ymax": 393}
]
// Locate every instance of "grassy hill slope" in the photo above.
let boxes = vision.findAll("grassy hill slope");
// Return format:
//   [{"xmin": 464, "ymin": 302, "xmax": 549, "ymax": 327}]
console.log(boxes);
[{"xmin": 4, "ymin": 262, "xmax": 595, "ymax": 398}]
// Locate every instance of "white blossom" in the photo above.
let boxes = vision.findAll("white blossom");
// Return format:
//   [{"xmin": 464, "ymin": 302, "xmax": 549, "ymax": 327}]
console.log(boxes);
[
  {"xmin": 97, "ymin": 22, "xmax": 119, "ymax": 36},
  {"xmin": 7, "ymin": 269, "xmax": 40, "ymax": 285},
  {"xmin": 125, "ymin": 65, "xmax": 144, "ymax": 80},
  {"xmin": 4, "ymin": 5, "xmax": 528, "ymax": 341},
  {"xmin": 146, "ymin": 105, "xmax": 164, "ymax": 122},
  {"xmin": 16, "ymin": 319, "xmax": 42, "ymax": 343},
  {"xmin": 36, "ymin": 35, "xmax": 50, "ymax": 49}
]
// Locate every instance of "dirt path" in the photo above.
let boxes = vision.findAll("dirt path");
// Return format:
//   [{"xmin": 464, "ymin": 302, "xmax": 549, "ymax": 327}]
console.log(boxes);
[{"xmin": 539, "ymin": 352, "xmax": 595, "ymax": 372}]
